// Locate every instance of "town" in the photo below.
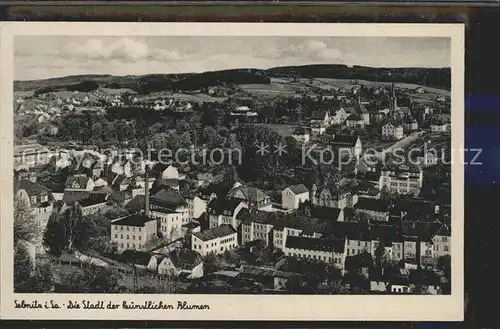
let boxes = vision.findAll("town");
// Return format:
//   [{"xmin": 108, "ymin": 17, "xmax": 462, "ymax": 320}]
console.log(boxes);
[{"xmin": 13, "ymin": 66, "xmax": 452, "ymax": 295}]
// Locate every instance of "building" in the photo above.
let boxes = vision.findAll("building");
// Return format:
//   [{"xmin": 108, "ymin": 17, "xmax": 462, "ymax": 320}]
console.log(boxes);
[
  {"xmin": 78, "ymin": 193, "xmax": 109, "ymax": 216},
  {"xmin": 430, "ymin": 120, "xmax": 448, "ymax": 133},
  {"xmin": 330, "ymin": 108, "xmax": 349, "ymax": 125},
  {"xmin": 14, "ymin": 144, "xmax": 51, "ymax": 170},
  {"xmin": 151, "ymin": 248, "xmax": 204, "ymax": 279},
  {"xmin": 403, "ymin": 118, "xmax": 419, "ymax": 132},
  {"xmin": 64, "ymin": 175, "xmax": 95, "ymax": 192},
  {"xmin": 110, "ymin": 214, "xmax": 158, "ymax": 252},
  {"xmin": 281, "ymin": 184, "xmax": 309, "ymax": 210},
  {"xmin": 379, "ymin": 158, "xmax": 423, "ymax": 195},
  {"xmin": 149, "ymin": 188, "xmax": 190, "ymax": 241},
  {"xmin": 160, "ymin": 164, "xmax": 185, "ymax": 181},
  {"xmin": 240, "ymin": 211, "xmax": 277, "ymax": 246},
  {"xmin": 345, "ymin": 114, "xmax": 365, "ymax": 128},
  {"xmin": 354, "ymin": 100, "xmax": 370, "ymax": 125},
  {"xmin": 226, "ymin": 182, "xmax": 271, "ymax": 210},
  {"xmin": 291, "ymin": 127, "xmax": 310, "ymax": 144},
  {"xmin": 354, "ymin": 198, "xmax": 392, "ymax": 221},
  {"xmin": 311, "ymin": 183, "xmax": 358, "ymax": 210},
  {"xmin": 331, "ymin": 134, "xmax": 362, "ymax": 159},
  {"xmin": 310, "ymin": 110, "xmax": 330, "ymax": 135},
  {"xmin": 381, "ymin": 123, "xmax": 404, "ymax": 140},
  {"xmin": 207, "ymin": 198, "xmax": 248, "ymax": 229},
  {"xmin": 191, "ymin": 224, "xmax": 238, "ymax": 256},
  {"xmin": 283, "ymin": 236, "xmax": 346, "ymax": 268}
]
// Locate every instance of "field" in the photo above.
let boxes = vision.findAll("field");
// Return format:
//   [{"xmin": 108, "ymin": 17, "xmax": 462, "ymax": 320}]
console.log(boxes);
[
  {"xmin": 139, "ymin": 92, "xmax": 227, "ymax": 103},
  {"xmin": 252, "ymin": 123, "xmax": 300, "ymax": 137},
  {"xmin": 100, "ymin": 88, "xmax": 137, "ymax": 95},
  {"xmin": 314, "ymin": 78, "xmax": 450, "ymax": 96},
  {"xmin": 240, "ymin": 82, "xmax": 297, "ymax": 97}
]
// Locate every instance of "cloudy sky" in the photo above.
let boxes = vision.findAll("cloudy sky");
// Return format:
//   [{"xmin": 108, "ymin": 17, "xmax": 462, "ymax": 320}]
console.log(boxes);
[{"xmin": 14, "ymin": 36, "xmax": 450, "ymax": 81}]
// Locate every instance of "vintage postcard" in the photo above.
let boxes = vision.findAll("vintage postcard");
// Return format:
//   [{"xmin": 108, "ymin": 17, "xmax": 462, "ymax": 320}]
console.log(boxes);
[{"xmin": 1, "ymin": 22, "xmax": 464, "ymax": 321}]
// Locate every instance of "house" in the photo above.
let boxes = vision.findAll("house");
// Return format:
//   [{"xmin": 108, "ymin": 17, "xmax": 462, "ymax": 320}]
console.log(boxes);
[
  {"xmin": 149, "ymin": 188, "xmax": 190, "ymax": 241},
  {"xmin": 415, "ymin": 86, "xmax": 425, "ymax": 94},
  {"xmin": 381, "ymin": 123, "xmax": 404, "ymax": 140},
  {"xmin": 14, "ymin": 144, "xmax": 51, "ymax": 170},
  {"xmin": 153, "ymin": 248, "xmax": 204, "ymax": 279},
  {"xmin": 207, "ymin": 198, "xmax": 248, "ymax": 229},
  {"xmin": 415, "ymin": 150, "xmax": 439, "ymax": 167},
  {"xmin": 161, "ymin": 164, "xmax": 185, "ymax": 181},
  {"xmin": 345, "ymin": 114, "xmax": 365, "ymax": 128},
  {"xmin": 310, "ymin": 110, "xmax": 330, "ymax": 135},
  {"xmin": 291, "ymin": 127, "xmax": 310, "ymax": 144},
  {"xmin": 330, "ymin": 134, "xmax": 362, "ymax": 159},
  {"xmin": 403, "ymin": 118, "xmax": 419, "ymax": 132},
  {"xmin": 354, "ymin": 198, "xmax": 392, "ymax": 221},
  {"xmin": 15, "ymin": 179, "xmax": 54, "ymax": 245},
  {"xmin": 110, "ymin": 214, "xmax": 158, "ymax": 252},
  {"xmin": 430, "ymin": 120, "xmax": 448, "ymax": 133},
  {"xmin": 354, "ymin": 101, "xmax": 370, "ymax": 125},
  {"xmin": 281, "ymin": 184, "xmax": 309, "ymax": 210},
  {"xmin": 283, "ymin": 236, "xmax": 346, "ymax": 268},
  {"xmin": 78, "ymin": 193, "xmax": 109, "ymax": 216},
  {"xmin": 238, "ymin": 265, "xmax": 303, "ymax": 290},
  {"xmin": 240, "ymin": 211, "xmax": 277, "ymax": 246},
  {"xmin": 378, "ymin": 158, "xmax": 423, "ymax": 195},
  {"xmin": 191, "ymin": 224, "xmax": 238, "ymax": 256},
  {"xmin": 311, "ymin": 183, "xmax": 357, "ymax": 209},
  {"xmin": 64, "ymin": 175, "xmax": 95, "ymax": 192},
  {"xmin": 226, "ymin": 183, "xmax": 271, "ymax": 210},
  {"xmin": 330, "ymin": 108, "xmax": 349, "ymax": 125}
]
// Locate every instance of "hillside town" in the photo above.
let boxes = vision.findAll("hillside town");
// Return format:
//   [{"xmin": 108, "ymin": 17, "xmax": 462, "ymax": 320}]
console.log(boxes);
[{"xmin": 14, "ymin": 69, "xmax": 452, "ymax": 295}]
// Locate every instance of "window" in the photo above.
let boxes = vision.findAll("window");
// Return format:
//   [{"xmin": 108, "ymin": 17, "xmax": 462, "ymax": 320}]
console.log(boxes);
[
  {"xmin": 138, "ymin": 236, "xmax": 141, "ymax": 241},
  {"xmin": 357, "ymin": 241, "xmax": 360, "ymax": 247},
  {"xmin": 114, "ymin": 234, "xmax": 117, "ymax": 239},
  {"xmin": 133, "ymin": 235, "xmax": 135, "ymax": 240},
  {"xmin": 139, "ymin": 228, "xmax": 141, "ymax": 232},
  {"xmin": 347, "ymin": 249, "xmax": 349, "ymax": 255},
  {"xmin": 444, "ymin": 246, "xmax": 449, "ymax": 252},
  {"xmin": 126, "ymin": 235, "xmax": 129, "ymax": 240},
  {"xmin": 120, "ymin": 234, "xmax": 123, "ymax": 239}
]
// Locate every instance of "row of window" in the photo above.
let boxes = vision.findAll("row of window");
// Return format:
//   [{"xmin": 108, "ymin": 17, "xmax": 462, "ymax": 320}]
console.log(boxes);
[
  {"xmin": 287, "ymin": 251, "xmax": 341, "ymax": 263},
  {"xmin": 115, "ymin": 226, "xmax": 142, "ymax": 232},
  {"xmin": 120, "ymin": 242, "xmax": 141, "ymax": 249},
  {"xmin": 115, "ymin": 234, "xmax": 142, "ymax": 241}
]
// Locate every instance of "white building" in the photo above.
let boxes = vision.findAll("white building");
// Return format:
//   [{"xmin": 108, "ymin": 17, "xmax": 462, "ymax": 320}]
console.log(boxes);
[
  {"xmin": 382, "ymin": 123, "xmax": 405, "ymax": 140},
  {"xmin": 281, "ymin": 184, "xmax": 309, "ymax": 210},
  {"xmin": 110, "ymin": 214, "xmax": 158, "ymax": 252},
  {"xmin": 191, "ymin": 224, "xmax": 238, "ymax": 256},
  {"xmin": 379, "ymin": 160, "xmax": 423, "ymax": 195},
  {"xmin": 283, "ymin": 236, "xmax": 346, "ymax": 269},
  {"xmin": 149, "ymin": 188, "xmax": 190, "ymax": 241}
]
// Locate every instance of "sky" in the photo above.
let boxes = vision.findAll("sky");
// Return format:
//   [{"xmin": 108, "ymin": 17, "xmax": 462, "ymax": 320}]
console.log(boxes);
[{"xmin": 14, "ymin": 36, "xmax": 450, "ymax": 81}]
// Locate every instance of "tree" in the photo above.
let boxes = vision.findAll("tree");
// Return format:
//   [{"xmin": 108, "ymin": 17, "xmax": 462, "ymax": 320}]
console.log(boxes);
[
  {"xmin": 410, "ymin": 284, "xmax": 430, "ymax": 295},
  {"xmin": 56, "ymin": 264, "xmax": 121, "ymax": 293},
  {"xmin": 61, "ymin": 203, "xmax": 83, "ymax": 251},
  {"xmin": 43, "ymin": 215, "xmax": 67, "ymax": 257},
  {"xmin": 14, "ymin": 243, "xmax": 33, "ymax": 291},
  {"xmin": 437, "ymin": 255, "xmax": 451, "ymax": 279},
  {"xmin": 14, "ymin": 196, "xmax": 40, "ymax": 244}
]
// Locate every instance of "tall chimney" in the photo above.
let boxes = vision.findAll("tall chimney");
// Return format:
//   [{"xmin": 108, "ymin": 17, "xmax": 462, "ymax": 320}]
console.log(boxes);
[{"xmin": 144, "ymin": 164, "xmax": 150, "ymax": 216}]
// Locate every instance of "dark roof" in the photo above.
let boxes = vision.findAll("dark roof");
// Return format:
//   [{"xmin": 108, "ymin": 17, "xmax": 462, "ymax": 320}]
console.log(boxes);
[
  {"xmin": 239, "ymin": 210, "xmax": 278, "ymax": 225},
  {"xmin": 168, "ymin": 249, "xmax": 203, "ymax": 270},
  {"xmin": 285, "ymin": 236, "xmax": 334, "ymax": 253},
  {"xmin": 200, "ymin": 182, "xmax": 233, "ymax": 200},
  {"xmin": 331, "ymin": 134, "xmax": 359, "ymax": 147},
  {"xmin": 355, "ymin": 198, "xmax": 392, "ymax": 212},
  {"xmin": 207, "ymin": 198, "xmax": 245, "ymax": 216},
  {"xmin": 63, "ymin": 191, "xmax": 90, "ymax": 205},
  {"xmin": 15, "ymin": 179, "xmax": 51, "ymax": 196},
  {"xmin": 292, "ymin": 127, "xmax": 308, "ymax": 135},
  {"xmin": 182, "ymin": 221, "xmax": 200, "ymax": 229},
  {"xmin": 125, "ymin": 195, "xmax": 145, "ymax": 213},
  {"xmin": 112, "ymin": 214, "xmax": 156, "ymax": 227},
  {"xmin": 309, "ymin": 206, "xmax": 342, "ymax": 222},
  {"xmin": 354, "ymin": 102, "xmax": 368, "ymax": 114},
  {"xmin": 150, "ymin": 188, "xmax": 187, "ymax": 209},
  {"xmin": 192, "ymin": 224, "xmax": 236, "ymax": 241},
  {"xmin": 311, "ymin": 110, "xmax": 328, "ymax": 120},
  {"xmin": 64, "ymin": 175, "xmax": 90, "ymax": 188},
  {"xmin": 226, "ymin": 185, "xmax": 269, "ymax": 202},
  {"xmin": 79, "ymin": 193, "xmax": 108, "ymax": 207},
  {"xmin": 347, "ymin": 114, "xmax": 363, "ymax": 121},
  {"xmin": 285, "ymin": 184, "xmax": 309, "ymax": 195}
]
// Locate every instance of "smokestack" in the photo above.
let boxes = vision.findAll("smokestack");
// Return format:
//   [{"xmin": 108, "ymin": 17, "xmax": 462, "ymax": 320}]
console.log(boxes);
[{"xmin": 144, "ymin": 164, "xmax": 150, "ymax": 216}]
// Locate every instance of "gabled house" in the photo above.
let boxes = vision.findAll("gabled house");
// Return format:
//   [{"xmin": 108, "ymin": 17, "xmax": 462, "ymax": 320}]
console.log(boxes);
[
  {"xmin": 281, "ymin": 184, "xmax": 310, "ymax": 210},
  {"xmin": 191, "ymin": 224, "xmax": 238, "ymax": 256},
  {"xmin": 149, "ymin": 188, "xmax": 190, "ymax": 241},
  {"xmin": 331, "ymin": 134, "xmax": 362, "ymax": 159},
  {"xmin": 331, "ymin": 107, "xmax": 349, "ymax": 125},
  {"xmin": 64, "ymin": 175, "xmax": 94, "ymax": 192},
  {"xmin": 345, "ymin": 114, "xmax": 365, "ymax": 128},
  {"xmin": 354, "ymin": 197, "xmax": 392, "ymax": 221},
  {"xmin": 207, "ymin": 198, "xmax": 248, "ymax": 230},
  {"xmin": 310, "ymin": 110, "xmax": 330, "ymax": 135},
  {"xmin": 226, "ymin": 182, "xmax": 271, "ymax": 210},
  {"xmin": 382, "ymin": 123, "xmax": 404, "ymax": 141},
  {"xmin": 311, "ymin": 183, "xmax": 357, "ymax": 209},
  {"xmin": 152, "ymin": 248, "xmax": 204, "ymax": 279}
]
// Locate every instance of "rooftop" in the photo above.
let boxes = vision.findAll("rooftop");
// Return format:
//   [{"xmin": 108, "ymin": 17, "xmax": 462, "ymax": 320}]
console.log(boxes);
[
  {"xmin": 112, "ymin": 214, "xmax": 156, "ymax": 227},
  {"xmin": 192, "ymin": 224, "xmax": 237, "ymax": 242}
]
